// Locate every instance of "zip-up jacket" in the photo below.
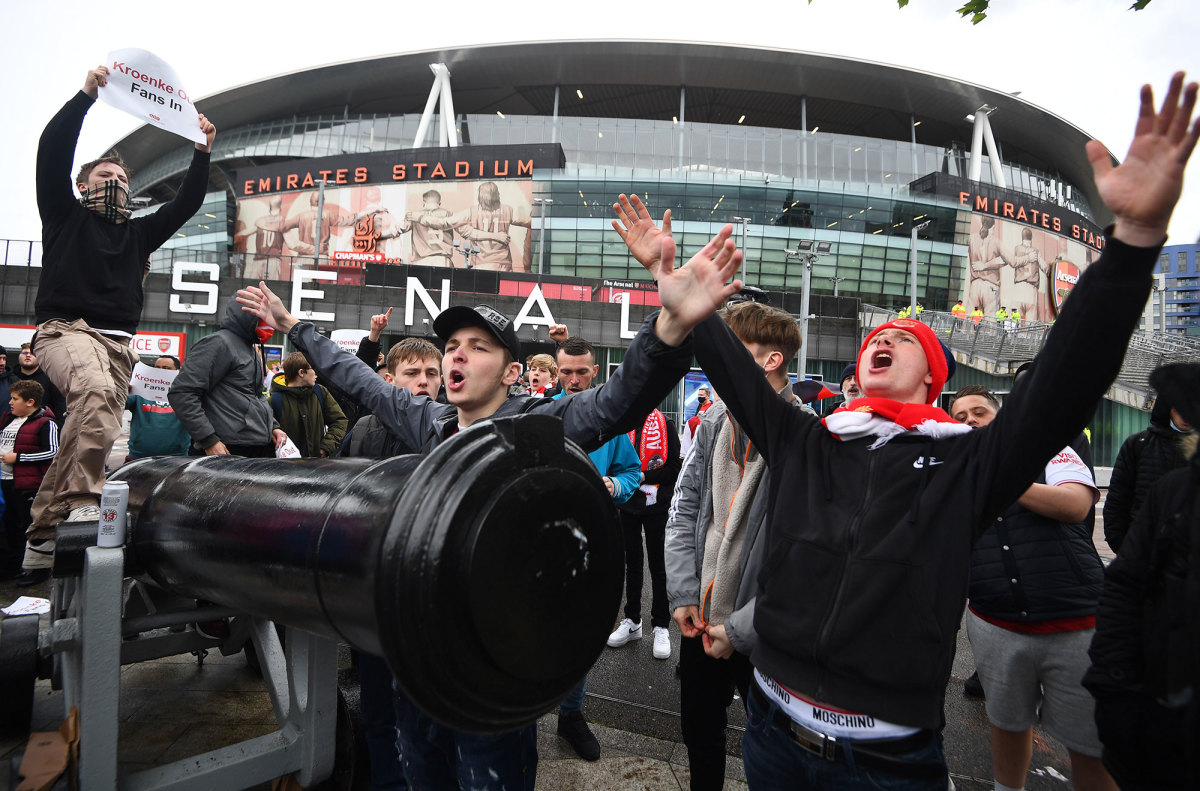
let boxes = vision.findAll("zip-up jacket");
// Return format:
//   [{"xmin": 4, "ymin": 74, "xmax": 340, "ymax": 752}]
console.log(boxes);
[
  {"xmin": 1, "ymin": 406, "xmax": 59, "ymax": 491},
  {"xmin": 36, "ymin": 92, "xmax": 210, "ymax": 333},
  {"xmin": 169, "ymin": 297, "xmax": 280, "ymax": 451},
  {"xmin": 691, "ymin": 233, "xmax": 1160, "ymax": 729},
  {"xmin": 286, "ymin": 312, "xmax": 692, "ymax": 458},
  {"xmin": 270, "ymin": 374, "xmax": 348, "ymax": 457},
  {"xmin": 666, "ymin": 394, "xmax": 809, "ymax": 656},
  {"xmin": 1103, "ymin": 398, "xmax": 1191, "ymax": 552}
]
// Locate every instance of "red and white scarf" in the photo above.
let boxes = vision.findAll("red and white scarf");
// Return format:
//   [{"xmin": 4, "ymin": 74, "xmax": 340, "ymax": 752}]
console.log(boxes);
[
  {"xmin": 629, "ymin": 410, "xmax": 669, "ymax": 471},
  {"xmin": 822, "ymin": 397, "xmax": 970, "ymax": 448}
]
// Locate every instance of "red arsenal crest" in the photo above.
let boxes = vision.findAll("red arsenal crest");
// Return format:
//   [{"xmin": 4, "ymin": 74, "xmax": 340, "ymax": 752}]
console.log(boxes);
[
  {"xmin": 1051, "ymin": 258, "xmax": 1080, "ymax": 316},
  {"xmin": 158, "ymin": 337, "xmax": 172, "ymax": 353}
]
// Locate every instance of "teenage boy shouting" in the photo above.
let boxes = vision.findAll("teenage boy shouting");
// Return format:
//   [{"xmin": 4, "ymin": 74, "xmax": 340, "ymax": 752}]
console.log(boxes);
[
  {"xmin": 236, "ymin": 222, "xmax": 742, "ymax": 790},
  {"xmin": 612, "ymin": 72, "xmax": 1199, "ymax": 788}
]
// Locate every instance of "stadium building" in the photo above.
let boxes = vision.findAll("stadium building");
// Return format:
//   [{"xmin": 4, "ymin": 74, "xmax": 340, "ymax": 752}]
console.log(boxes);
[{"xmin": 4, "ymin": 41, "xmax": 1188, "ymax": 462}]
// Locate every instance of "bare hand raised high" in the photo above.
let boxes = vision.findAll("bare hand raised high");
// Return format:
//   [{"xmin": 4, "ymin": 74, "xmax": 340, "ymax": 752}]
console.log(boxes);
[{"xmin": 1089, "ymin": 71, "xmax": 1199, "ymax": 248}]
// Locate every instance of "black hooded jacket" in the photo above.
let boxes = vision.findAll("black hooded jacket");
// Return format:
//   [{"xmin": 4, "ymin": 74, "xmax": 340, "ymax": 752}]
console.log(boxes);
[
  {"xmin": 169, "ymin": 296, "xmax": 279, "ymax": 451},
  {"xmin": 1104, "ymin": 397, "xmax": 1191, "ymax": 552}
]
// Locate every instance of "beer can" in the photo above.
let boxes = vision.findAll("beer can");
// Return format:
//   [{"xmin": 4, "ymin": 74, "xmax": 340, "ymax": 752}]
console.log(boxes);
[{"xmin": 98, "ymin": 480, "xmax": 130, "ymax": 548}]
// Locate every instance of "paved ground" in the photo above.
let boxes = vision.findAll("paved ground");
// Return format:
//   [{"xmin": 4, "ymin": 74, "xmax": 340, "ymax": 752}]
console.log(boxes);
[{"xmin": 0, "ymin": 425, "xmax": 1115, "ymax": 789}]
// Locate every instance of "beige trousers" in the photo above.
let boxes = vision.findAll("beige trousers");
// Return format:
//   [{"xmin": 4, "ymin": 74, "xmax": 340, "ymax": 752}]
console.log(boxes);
[{"xmin": 28, "ymin": 319, "xmax": 137, "ymax": 539}]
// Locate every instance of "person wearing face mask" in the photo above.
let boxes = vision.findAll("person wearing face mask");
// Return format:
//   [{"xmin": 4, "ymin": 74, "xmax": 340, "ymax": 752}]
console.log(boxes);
[
  {"xmin": 23, "ymin": 65, "xmax": 215, "ymax": 579},
  {"xmin": 1103, "ymin": 378, "xmax": 1195, "ymax": 553},
  {"xmin": 168, "ymin": 296, "xmax": 287, "ymax": 458}
]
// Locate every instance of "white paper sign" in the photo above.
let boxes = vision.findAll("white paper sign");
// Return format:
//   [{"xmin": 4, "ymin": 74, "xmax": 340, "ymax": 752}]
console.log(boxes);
[
  {"xmin": 99, "ymin": 49, "xmax": 206, "ymax": 145},
  {"xmin": 129, "ymin": 362, "xmax": 179, "ymax": 401},
  {"xmin": 2, "ymin": 596, "xmax": 51, "ymax": 616},
  {"xmin": 275, "ymin": 436, "xmax": 301, "ymax": 459},
  {"xmin": 330, "ymin": 329, "xmax": 370, "ymax": 354}
]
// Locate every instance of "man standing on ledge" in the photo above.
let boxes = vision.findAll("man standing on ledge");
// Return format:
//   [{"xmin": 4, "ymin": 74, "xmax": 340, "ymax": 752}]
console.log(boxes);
[{"xmin": 22, "ymin": 64, "xmax": 214, "ymax": 583}]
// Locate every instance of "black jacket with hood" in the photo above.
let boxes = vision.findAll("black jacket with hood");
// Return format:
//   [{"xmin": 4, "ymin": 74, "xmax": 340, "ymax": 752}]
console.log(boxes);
[
  {"xmin": 169, "ymin": 296, "xmax": 280, "ymax": 451},
  {"xmin": 1103, "ymin": 396, "xmax": 1191, "ymax": 552},
  {"xmin": 691, "ymin": 234, "xmax": 1159, "ymax": 730}
]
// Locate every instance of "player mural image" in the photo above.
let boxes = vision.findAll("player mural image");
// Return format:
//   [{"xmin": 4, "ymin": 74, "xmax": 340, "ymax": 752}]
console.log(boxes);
[
  {"xmin": 235, "ymin": 178, "xmax": 534, "ymax": 276},
  {"xmin": 960, "ymin": 213, "xmax": 1097, "ymax": 322}
]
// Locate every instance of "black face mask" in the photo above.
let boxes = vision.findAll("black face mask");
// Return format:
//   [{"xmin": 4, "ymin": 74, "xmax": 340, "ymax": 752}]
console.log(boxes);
[
  {"xmin": 80, "ymin": 179, "xmax": 131, "ymax": 224},
  {"xmin": 696, "ymin": 395, "xmax": 707, "ymax": 404}
]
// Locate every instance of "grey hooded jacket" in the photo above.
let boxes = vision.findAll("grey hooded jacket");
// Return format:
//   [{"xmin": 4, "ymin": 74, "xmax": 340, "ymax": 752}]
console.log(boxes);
[
  {"xmin": 285, "ymin": 312, "xmax": 693, "ymax": 457},
  {"xmin": 665, "ymin": 393, "xmax": 810, "ymax": 656},
  {"xmin": 169, "ymin": 296, "xmax": 279, "ymax": 451}
]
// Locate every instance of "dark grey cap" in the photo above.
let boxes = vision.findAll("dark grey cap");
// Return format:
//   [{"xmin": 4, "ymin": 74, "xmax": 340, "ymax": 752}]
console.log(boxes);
[{"xmin": 433, "ymin": 304, "xmax": 522, "ymax": 363}]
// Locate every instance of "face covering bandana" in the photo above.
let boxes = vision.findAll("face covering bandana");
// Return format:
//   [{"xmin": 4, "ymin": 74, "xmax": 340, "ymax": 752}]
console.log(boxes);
[
  {"xmin": 80, "ymin": 179, "xmax": 131, "ymax": 224},
  {"xmin": 256, "ymin": 323, "xmax": 276, "ymax": 344}
]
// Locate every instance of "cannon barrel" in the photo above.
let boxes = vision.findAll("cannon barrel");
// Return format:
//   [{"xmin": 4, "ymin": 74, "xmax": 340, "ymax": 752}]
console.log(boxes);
[{"xmin": 109, "ymin": 414, "xmax": 623, "ymax": 733}]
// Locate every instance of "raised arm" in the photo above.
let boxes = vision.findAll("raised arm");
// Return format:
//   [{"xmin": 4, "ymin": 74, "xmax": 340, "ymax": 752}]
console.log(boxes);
[
  {"xmin": 237, "ymin": 283, "xmax": 442, "ymax": 451},
  {"xmin": 37, "ymin": 68, "xmax": 106, "ymax": 223},
  {"xmin": 973, "ymin": 72, "xmax": 1199, "ymax": 521}
]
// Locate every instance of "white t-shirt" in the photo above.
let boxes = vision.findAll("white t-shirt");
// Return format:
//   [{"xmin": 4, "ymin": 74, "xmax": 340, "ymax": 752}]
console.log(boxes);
[
  {"xmin": 1, "ymin": 415, "xmax": 29, "ymax": 480},
  {"xmin": 1045, "ymin": 445, "xmax": 1099, "ymax": 501}
]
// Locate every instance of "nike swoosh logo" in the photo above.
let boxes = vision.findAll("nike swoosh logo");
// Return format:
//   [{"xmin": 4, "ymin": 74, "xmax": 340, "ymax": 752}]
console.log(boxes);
[{"xmin": 913, "ymin": 457, "xmax": 944, "ymax": 469}]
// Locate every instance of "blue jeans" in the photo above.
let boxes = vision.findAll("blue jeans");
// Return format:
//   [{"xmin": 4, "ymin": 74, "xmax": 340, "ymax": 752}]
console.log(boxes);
[
  {"xmin": 742, "ymin": 689, "xmax": 947, "ymax": 790},
  {"xmin": 560, "ymin": 678, "xmax": 586, "ymax": 715},
  {"xmin": 358, "ymin": 653, "xmax": 408, "ymax": 790},
  {"xmin": 395, "ymin": 693, "xmax": 537, "ymax": 791}
]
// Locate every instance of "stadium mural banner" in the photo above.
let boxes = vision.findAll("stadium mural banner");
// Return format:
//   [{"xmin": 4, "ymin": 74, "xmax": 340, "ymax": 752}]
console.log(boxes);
[
  {"xmin": 960, "ymin": 213, "xmax": 1097, "ymax": 321},
  {"xmin": 234, "ymin": 178, "xmax": 536, "ymax": 281}
]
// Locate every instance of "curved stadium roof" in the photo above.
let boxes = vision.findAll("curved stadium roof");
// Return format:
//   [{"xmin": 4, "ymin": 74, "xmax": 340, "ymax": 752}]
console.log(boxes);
[{"xmin": 114, "ymin": 40, "xmax": 1113, "ymax": 225}]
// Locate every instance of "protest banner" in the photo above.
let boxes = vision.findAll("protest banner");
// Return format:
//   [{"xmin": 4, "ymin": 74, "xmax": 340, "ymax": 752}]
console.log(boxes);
[
  {"xmin": 330, "ymin": 329, "xmax": 370, "ymax": 354},
  {"xmin": 98, "ymin": 48, "xmax": 206, "ymax": 145},
  {"xmin": 128, "ymin": 362, "xmax": 179, "ymax": 401}
]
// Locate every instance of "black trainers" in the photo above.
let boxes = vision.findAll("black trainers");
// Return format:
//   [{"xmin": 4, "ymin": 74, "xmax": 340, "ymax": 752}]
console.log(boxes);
[
  {"xmin": 557, "ymin": 710, "xmax": 600, "ymax": 761},
  {"xmin": 963, "ymin": 670, "xmax": 985, "ymax": 699}
]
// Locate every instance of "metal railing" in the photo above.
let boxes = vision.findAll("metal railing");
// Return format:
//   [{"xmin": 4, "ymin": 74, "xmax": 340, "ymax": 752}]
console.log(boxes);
[{"xmin": 861, "ymin": 305, "xmax": 1200, "ymax": 401}]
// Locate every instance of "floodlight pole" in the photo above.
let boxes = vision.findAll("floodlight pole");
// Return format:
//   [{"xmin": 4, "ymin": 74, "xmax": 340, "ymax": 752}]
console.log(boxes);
[
  {"xmin": 786, "ymin": 247, "xmax": 816, "ymax": 379},
  {"xmin": 910, "ymin": 220, "xmax": 931, "ymax": 318},
  {"xmin": 733, "ymin": 216, "xmax": 751, "ymax": 280}
]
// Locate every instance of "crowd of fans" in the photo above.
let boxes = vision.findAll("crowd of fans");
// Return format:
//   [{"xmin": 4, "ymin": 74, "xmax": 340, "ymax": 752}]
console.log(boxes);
[{"xmin": 4, "ymin": 63, "xmax": 1199, "ymax": 790}]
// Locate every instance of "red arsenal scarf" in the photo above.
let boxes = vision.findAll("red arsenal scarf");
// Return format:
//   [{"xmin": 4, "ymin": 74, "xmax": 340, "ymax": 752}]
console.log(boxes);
[
  {"xmin": 822, "ymin": 397, "xmax": 969, "ymax": 447},
  {"xmin": 629, "ymin": 409, "xmax": 669, "ymax": 471}
]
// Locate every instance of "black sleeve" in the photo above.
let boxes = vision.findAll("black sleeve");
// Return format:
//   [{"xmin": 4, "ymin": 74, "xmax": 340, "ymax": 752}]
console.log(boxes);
[
  {"xmin": 1103, "ymin": 435, "xmax": 1140, "ymax": 552},
  {"xmin": 692, "ymin": 315, "xmax": 814, "ymax": 466},
  {"xmin": 37, "ymin": 92, "xmax": 93, "ymax": 225},
  {"xmin": 1086, "ymin": 482, "xmax": 1158, "ymax": 697},
  {"xmin": 136, "ymin": 149, "xmax": 212, "ymax": 250},
  {"xmin": 969, "ymin": 234, "xmax": 1160, "ymax": 524},
  {"xmin": 357, "ymin": 337, "xmax": 382, "ymax": 368}
]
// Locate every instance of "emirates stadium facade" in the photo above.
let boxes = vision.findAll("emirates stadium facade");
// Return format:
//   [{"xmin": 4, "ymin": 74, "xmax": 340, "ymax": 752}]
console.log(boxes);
[{"xmin": 5, "ymin": 40, "xmax": 1139, "ymax": 449}]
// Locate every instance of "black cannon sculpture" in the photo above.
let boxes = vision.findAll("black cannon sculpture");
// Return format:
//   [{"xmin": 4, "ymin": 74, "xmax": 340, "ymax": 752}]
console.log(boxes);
[{"xmin": 3, "ymin": 414, "xmax": 624, "ymax": 789}]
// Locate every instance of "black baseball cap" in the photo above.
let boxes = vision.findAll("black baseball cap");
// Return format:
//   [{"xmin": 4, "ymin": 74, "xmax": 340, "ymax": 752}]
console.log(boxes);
[{"xmin": 433, "ymin": 304, "xmax": 522, "ymax": 363}]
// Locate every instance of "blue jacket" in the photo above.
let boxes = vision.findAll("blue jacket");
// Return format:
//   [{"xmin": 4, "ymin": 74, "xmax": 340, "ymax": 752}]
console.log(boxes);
[{"xmin": 552, "ymin": 390, "xmax": 641, "ymax": 503}]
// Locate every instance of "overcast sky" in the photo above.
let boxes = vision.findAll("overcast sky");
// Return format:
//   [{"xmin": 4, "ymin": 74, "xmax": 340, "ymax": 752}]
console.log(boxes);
[{"xmin": 4, "ymin": 0, "xmax": 1198, "ymax": 246}]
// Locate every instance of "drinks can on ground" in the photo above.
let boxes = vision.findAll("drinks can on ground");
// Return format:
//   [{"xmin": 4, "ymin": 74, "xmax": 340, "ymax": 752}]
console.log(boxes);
[{"xmin": 98, "ymin": 480, "xmax": 130, "ymax": 547}]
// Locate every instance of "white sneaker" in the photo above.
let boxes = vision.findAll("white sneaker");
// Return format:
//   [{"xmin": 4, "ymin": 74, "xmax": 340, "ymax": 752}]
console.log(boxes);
[
  {"xmin": 66, "ymin": 504, "xmax": 102, "ymax": 522},
  {"xmin": 652, "ymin": 626, "xmax": 671, "ymax": 659},
  {"xmin": 607, "ymin": 618, "xmax": 642, "ymax": 648}
]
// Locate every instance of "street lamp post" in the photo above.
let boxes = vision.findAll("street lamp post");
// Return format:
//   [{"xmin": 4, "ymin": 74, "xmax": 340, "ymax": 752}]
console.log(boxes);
[
  {"xmin": 534, "ymin": 197, "xmax": 554, "ymax": 276},
  {"xmin": 909, "ymin": 219, "xmax": 932, "ymax": 317},
  {"xmin": 785, "ymin": 240, "xmax": 832, "ymax": 379},
  {"xmin": 828, "ymin": 276, "xmax": 846, "ymax": 298}
]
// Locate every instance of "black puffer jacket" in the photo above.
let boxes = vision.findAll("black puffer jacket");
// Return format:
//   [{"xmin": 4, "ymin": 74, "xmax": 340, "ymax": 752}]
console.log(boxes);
[
  {"xmin": 1104, "ymin": 397, "xmax": 1191, "ymax": 552},
  {"xmin": 969, "ymin": 461, "xmax": 1104, "ymax": 622}
]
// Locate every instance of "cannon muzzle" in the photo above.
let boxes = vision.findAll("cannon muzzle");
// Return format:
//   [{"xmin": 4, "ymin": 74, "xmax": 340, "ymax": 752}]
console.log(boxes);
[{"xmin": 110, "ymin": 413, "xmax": 623, "ymax": 733}]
